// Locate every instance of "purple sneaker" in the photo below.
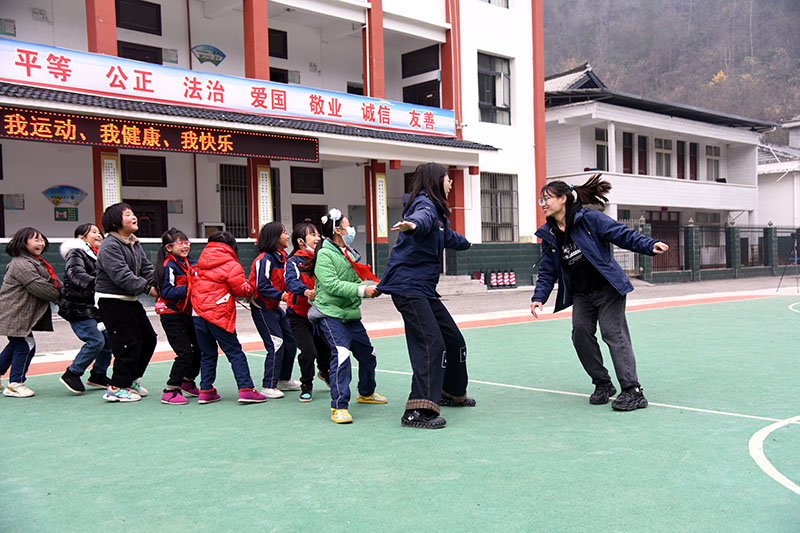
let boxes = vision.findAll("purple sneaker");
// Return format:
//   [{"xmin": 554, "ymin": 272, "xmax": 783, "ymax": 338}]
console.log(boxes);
[
  {"xmin": 180, "ymin": 381, "xmax": 200, "ymax": 397},
  {"xmin": 198, "ymin": 388, "xmax": 221, "ymax": 404},
  {"xmin": 238, "ymin": 388, "xmax": 267, "ymax": 404},
  {"xmin": 161, "ymin": 389, "xmax": 189, "ymax": 405}
]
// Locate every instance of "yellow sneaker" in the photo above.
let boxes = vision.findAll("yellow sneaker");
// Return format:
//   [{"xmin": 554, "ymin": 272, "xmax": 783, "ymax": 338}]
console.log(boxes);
[
  {"xmin": 331, "ymin": 408, "xmax": 353, "ymax": 424},
  {"xmin": 356, "ymin": 392, "xmax": 387, "ymax": 404}
]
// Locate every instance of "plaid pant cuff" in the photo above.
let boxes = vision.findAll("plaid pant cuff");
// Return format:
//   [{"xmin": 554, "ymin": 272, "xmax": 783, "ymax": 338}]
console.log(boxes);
[{"xmin": 405, "ymin": 398, "xmax": 440, "ymax": 414}]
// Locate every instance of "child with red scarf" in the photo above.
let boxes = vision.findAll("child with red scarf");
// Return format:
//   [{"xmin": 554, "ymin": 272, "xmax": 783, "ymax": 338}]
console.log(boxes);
[
  {"xmin": 284, "ymin": 222, "xmax": 330, "ymax": 402},
  {"xmin": 249, "ymin": 222, "xmax": 299, "ymax": 399},
  {"xmin": 0, "ymin": 227, "xmax": 61, "ymax": 398}
]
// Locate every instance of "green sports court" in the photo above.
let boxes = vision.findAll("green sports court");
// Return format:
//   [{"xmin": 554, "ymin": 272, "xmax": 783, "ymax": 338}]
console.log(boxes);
[{"xmin": 2, "ymin": 295, "xmax": 798, "ymax": 531}]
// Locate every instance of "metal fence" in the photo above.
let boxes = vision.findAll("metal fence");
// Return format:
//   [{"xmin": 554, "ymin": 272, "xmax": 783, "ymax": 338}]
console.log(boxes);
[
  {"xmin": 738, "ymin": 227, "xmax": 766, "ymax": 267},
  {"xmin": 613, "ymin": 219, "xmax": 640, "ymax": 275},
  {"xmin": 776, "ymin": 227, "xmax": 799, "ymax": 266},
  {"xmin": 698, "ymin": 226, "xmax": 727, "ymax": 269},
  {"xmin": 651, "ymin": 226, "xmax": 685, "ymax": 272}
]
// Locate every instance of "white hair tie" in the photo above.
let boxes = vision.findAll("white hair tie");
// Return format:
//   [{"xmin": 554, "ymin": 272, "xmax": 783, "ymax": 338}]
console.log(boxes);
[{"xmin": 327, "ymin": 208, "xmax": 342, "ymax": 225}]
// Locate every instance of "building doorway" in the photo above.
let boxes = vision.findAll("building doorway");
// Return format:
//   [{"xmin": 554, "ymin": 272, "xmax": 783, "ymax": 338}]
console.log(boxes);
[
  {"xmin": 124, "ymin": 199, "xmax": 168, "ymax": 238},
  {"xmin": 646, "ymin": 210, "xmax": 680, "ymax": 271},
  {"xmin": 292, "ymin": 204, "xmax": 327, "ymax": 229}
]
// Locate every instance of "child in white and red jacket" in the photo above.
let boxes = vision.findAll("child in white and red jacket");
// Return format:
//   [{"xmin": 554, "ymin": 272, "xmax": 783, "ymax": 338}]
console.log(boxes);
[
  {"xmin": 153, "ymin": 227, "xmax": 201, "ymax": 405},
  {"xmin": 285, "ymin": 222, "xmax": 330, "ymax": 402},
  {"xmin": 249, "ymin": 222, "xmax": 298, "ymax": 399},
  {"xmin": 191, "ymin": 231, "xmax": 265, "ymax": 404}
]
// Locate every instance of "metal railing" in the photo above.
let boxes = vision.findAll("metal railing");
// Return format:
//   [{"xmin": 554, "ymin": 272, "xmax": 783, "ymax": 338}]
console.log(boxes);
[
  {"xmin": 776, "ymin": 228, "xmax": 799, "ymax": 266},
  {"xmin": 737, "ymin": 226, "xmax": 766, "ymax": 267},
  {"xmin": 698, "ymin": 226, "xmax": 727, "ymax": 269}
]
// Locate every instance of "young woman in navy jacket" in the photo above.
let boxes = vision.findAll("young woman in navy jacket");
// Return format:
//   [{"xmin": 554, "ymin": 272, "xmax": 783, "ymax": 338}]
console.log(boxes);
[
  {"xmin": 530, "ymin": 175, "xmax": 669, "ymax": 411},
  {"xmin": 377, "ymin": 162, "xmax": 473, "ymax": 429},
  {"xmin": 153, "ymin": 228, "xmax": 201, "ymax": 405},
  {"xmin": 249, "ymin": 222, "xmax": 299, "ymax": 399},
  {"xmin": 284, "ymin": 222, "xmax": 331, "ymax": 402}
]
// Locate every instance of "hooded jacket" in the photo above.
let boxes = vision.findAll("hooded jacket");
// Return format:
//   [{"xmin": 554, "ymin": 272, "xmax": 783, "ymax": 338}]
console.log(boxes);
[
  {"xmin": 191, "ymin": 242, "xmax": 254, "ymax": 333},
  {"xmin": 58, "ymin": 238, "xmax": 99, "ymax": 322},
  {"xmin": 532, "ymin": 207, "xmax": 658, "ymax": 312},
  {"xmin": 285, "ymin": 249, "xmax": 315, "ymax": 317},
  {"xmin": 377, "ymin": 191, "xmax": 470, "ymax": 298}
]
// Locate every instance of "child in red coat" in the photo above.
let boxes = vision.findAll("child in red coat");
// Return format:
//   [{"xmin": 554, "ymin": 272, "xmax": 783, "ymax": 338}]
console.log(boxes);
[{"xmin": 191, "ymin": 231, "xmax": 265, "ymax": 404}]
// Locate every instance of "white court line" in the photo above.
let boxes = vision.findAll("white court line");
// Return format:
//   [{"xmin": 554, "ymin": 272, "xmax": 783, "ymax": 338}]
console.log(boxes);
[
  {"xmin": 748, "ymin": 416, "xmax": 800, "ymax": 496},
  {"xmin": 787, "ymin": 302, "xmax": 800, "ymax": 314}
]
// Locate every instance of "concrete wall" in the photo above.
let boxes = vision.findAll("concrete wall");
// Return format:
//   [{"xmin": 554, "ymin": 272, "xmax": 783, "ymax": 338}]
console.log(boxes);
[
  {"xmin": 1, "ymin": 0, "xmax": 88, "ymax": 51},
  {"xmin": 757, "ymin": 172, "xmax": 799, "ymax": 227}
]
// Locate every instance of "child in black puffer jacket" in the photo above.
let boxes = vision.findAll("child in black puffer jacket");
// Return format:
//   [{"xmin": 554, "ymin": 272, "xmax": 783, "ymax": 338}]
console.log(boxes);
[{"xmin": 58, "ymin": 223, "xmax": 113, "ymax": 395}]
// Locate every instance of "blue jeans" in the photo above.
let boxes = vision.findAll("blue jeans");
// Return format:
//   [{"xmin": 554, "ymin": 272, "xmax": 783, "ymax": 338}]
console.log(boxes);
[
  {"xmin": 251, "ymin": 307, "xmax": 297, "ymax": 388},
  {"xmin": 0, "ymin": 335, "xmax": 36, "ymax": 383},
  {"xmin": 68, "ymin": 319, "xmax": 112, "ymax": 376},
  {"xmin": 318, "ymin": 317, "xmax": 377, "ymax": 409},
  {"xmin": 193, "ymin": 317, "xmax": 255, "ymax": 391}
]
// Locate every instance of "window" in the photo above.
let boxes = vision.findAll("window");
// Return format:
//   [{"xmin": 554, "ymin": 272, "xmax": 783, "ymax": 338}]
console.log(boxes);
[
  {"xmin": 637, "ymin": 136, "xmax": 648, "ymax": 175},
  {"xmin": 270, "ymin": 67, "xmax": 288, "ymax": 84},
  {"xmin": 655, "ymin": 138, "xmax": 672, "ymax": 177},
  {"xmin": 219, "ymin": 164, "xmax": 248, "ymax": 239},
  {"xmin": 706, "ymin": 145, "xmax": 721, "ymax": 181},
  {"xmin": 401, "ymin": 45, "xmax": 439, "ymax": 79},
  {"xmin": 117, "ymin": 41, "xmax": 162, "ymax": 65},
  {"xmin": 120, "ymin": 154, "xmax": 166, "ymax": 187},
  {"xmin": 480, "ymin": 172, "xmax": 518, "ymax": 242},
  {"xmin": 268, "ymin": 29, "xmax": 288, "ymax": 59},
  {"xmin": 346, "ymin": 82, "xmax": 363, "ymax": 96},
  {"xmin": 617, "ymin": 209, "xmax": 631, "ymax": 221},
  {"xmin": 478, "ymin": 53, "xmax": 511, "ymax": 125},
  {"xmin": 689, "ymin": 142, "xmax": 698, "ymax": 180},
  {"xmin": 116, "ymin": 0, "xmax": 161, "ymax": 35},
  {"xmin": 622, "ymin": 132, "xmax": 633, "ymax": 174},
  {"xmin": 480, "ymin": 0, "xmax": 509, "ymax": 6},
  {"xmin": 403, "ymin": 79, "xmax": 440, "ymax": 108},
  {"xmin": 697, "ymin": 211, "xmax": 722, "ymax": 247},
  {"xmin": 676, "ymin": 141, "xmax": 685, "ymax": 179},
  {"xmin": 290, "ymin": 167, "xmax": 324, "ymax": 194},
  {"xmin": 595, "ymin": 128, "xmax": 608, "ymax": 171}
]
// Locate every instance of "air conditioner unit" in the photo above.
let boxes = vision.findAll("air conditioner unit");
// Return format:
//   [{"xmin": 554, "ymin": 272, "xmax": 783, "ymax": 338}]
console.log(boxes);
[{"xmin": 199, "ymin": 222, "xmax": 225, "ymax": 237}]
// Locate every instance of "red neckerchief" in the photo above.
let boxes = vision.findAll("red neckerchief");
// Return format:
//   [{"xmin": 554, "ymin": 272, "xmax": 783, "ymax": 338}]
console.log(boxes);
[
  {"xmin": 343, "ymin": 248, "xmax": 380, "ymax": 283},
  {"xmin": 89, "ymin": 245, "xmax": 99, "ymax": 255},
  {"xmin": 35, "ymin": 256, "xmax": 59, "ymax": 287}
]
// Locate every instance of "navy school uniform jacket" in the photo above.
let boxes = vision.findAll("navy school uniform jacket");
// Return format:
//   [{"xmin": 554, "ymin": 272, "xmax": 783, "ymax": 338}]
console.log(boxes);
[
  {"xmin": 377, "ymin": 191, "xmax": 470, "ymax": 298},
  {"xmin": 532, "ymin": 207, "xmax": 658, "ymax": 313},
  {"xmin": 249, "ymin": 249, "xmax": 287, "ymax": 311},
  {"xmin": 284, "ymin": 249, "xmax": 315, "ymax": 317},
  {"xmin": 155, "ymin": 255, "xmax": 197, "ymax": 314}
]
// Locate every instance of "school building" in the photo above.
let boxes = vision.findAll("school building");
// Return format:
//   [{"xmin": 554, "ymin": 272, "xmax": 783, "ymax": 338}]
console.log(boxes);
[{"xmin": 0, "ymin": 0, "xmax": 546, "ymax": 278}]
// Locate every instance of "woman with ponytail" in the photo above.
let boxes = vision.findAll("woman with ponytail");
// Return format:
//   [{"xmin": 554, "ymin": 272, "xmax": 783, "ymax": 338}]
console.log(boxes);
[{"xmin": 530, "ymin": 174, "xmax": 669, "ymax": 411}]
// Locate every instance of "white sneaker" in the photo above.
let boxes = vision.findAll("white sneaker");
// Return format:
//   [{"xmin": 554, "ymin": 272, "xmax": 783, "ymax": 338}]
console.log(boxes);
[
  {"xmin": 103, "ymin": 386, "xmax": 142, "ymax": 402},
  {"xmin": 130, "ymin": 380, "xmax": 149, "ymax": 397},
  {"xmin": 261, "ymin": 387, "xmax": 285, "ymax": 399},
  {"xmin": 277, "ymin": 379, "xmax": 301, "ymax": 391},
  {"xmin": 3, "ymin": 382, "xmax": 35, "ymax": 398}
]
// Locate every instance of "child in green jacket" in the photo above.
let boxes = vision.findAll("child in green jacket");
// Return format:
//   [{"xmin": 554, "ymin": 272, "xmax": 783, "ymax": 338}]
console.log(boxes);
[{"xmin": 312, "ymin": 208, "xmax": 386, "ymax": 424}]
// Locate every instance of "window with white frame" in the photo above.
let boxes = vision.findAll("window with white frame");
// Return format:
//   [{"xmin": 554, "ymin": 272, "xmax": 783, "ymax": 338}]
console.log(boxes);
[
  {"xmin": 706, "ymin": 145, "xmax": 721, "ymax": 181},
  {"xmin": 480, "ymin": 172, "xmax": 518, "ymax": 242},
  {"xmin": 479, "ymin": 0, "xmax": 509, "ymax": 6},
  {"xmin": 655, "ymin": 138, "xmax": 672, "ymax": 177},
  {"xmin": 595, "ymin": 128, "xmax": 608, "ymax": 171},
  {"xmin": 478, "ymin": 53, "xmax": 511, "ymax": 125}
]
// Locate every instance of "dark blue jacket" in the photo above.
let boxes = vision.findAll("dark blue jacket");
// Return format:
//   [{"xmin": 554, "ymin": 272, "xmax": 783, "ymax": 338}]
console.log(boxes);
[
  {"xmin": 156, "ymin": 255, "xmax": 197, "ymax": 314},
  {"xmin": 249, "ymin": 250, "xmax": 286, "ymax": 310},
  {"xmin": 377, "ymin": 192, "xmax": 470, "ymax": 298},
  {"xmin": 532, "ymin": 208, "xmax": 657, "ymax": 312}
]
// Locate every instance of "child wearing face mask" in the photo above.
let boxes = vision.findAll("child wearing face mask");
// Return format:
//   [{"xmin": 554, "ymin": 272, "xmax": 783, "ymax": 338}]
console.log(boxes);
[
  {"xmin": 0, "ymin": 227, "xmax": 61, "ymax": 398},
  {"xmin": 250, "ymin": 222, "xmax": 299, "ymax": 399},
  {"xmin": 310, "ymin": 208, "xmax": 386, "ymax": 424},
  {"xmin": 284, "ymin": 222, "xmax": 331, "ymax": 402},
  {"xmin": 58, "ymin": 223, "xmax": 113, "ymax": 394},
  {"xmin": 154, "ymin": 227, "xmax": 201, "ymax": 405}
]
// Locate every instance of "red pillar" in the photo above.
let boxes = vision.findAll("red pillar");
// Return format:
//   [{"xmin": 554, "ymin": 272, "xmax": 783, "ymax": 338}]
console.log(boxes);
[
  {"xmin": 363, "ymin": 0, "xmax": 385, "ymax": 98},
  {"xmin": 243, "ymin": 0, "xmax": 270, "ymax": 80},
  {"xmin": 532, "ymin": 0, "xmax": 547, "ymax": 229},
  {"xmin": 86, "ymin": 0, "xmax": 117, "ymax": 55},
  {"xmin": 442, "ymin": 0, "xmax": 463, "ymax": 139},
  {"xmin": 448, "ymin": 167, "xmax": 465, "ymax": 235}
]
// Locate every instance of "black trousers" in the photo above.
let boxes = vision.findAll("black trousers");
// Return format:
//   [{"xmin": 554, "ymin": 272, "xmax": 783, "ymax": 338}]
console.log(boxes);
[
  {"xmin": 288, "ymin": 312, "xmax": 330, "ymax": 391},
  {"xmin": 391, "ymin": 294, "xmax": 468, "ymax": 414},
  {"xmin": 160, "ymin": 312, "xmax": 202, "ymax": 388},
  {"xmin": 571, "ymin": 284, "xmax": 640, "ymax": 390},
  {"xmin": 98, "ymin": 298, "xmax": 157, "ymax": 389}
]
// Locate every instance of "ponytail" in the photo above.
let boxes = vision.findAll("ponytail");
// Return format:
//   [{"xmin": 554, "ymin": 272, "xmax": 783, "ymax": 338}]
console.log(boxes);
[{"xmin": 540, "ymin": 173, "xmax": 611, "ymax": 210}]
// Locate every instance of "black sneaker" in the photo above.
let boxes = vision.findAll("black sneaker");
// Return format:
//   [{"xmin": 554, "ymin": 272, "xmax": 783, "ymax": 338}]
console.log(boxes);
[
  {"xmin": 589, "ymin": 382, "xmax": 617, "ymax": 405},
  {"xmin": 59, "ymin": 369, "xmax": 85, "ymax": 394},
  {"xmin": 611, "ymin": 387, "xmax": 648, "ymax": 411},
  {"xmin": 440, "ymin": 396, "xmax": 477, "ymax": 407},
  {"xmin": 401, "ymin": 409, "xmax": 446, "ymax": 429},
  {"xmin": 86, "ymin": 371, "xmax": 110, "ymax": 388}
]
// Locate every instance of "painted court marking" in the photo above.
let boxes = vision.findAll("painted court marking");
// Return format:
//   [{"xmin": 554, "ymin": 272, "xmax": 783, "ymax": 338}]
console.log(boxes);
[
  {"xmin": 787, "ymin": 302, "xmax": 800, "ymax": 314},
  {"xmin": 748, "ymin": 416, "xmax": 800, "ymax": 496}
]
